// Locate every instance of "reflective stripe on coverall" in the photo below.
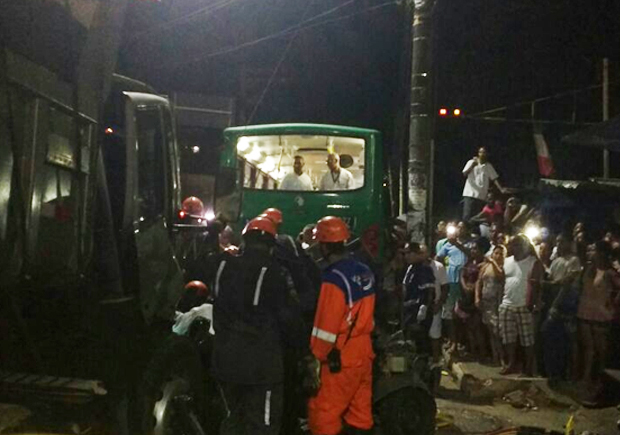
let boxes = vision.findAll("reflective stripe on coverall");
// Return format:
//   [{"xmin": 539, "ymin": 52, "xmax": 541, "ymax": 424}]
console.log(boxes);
[{"xmin": 308, "ymin": 258, "xmax": 376, "ymax": 435}]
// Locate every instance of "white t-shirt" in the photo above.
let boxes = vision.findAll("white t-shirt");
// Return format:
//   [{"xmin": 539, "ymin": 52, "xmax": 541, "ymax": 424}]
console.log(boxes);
[
  {"xmin": 280, "ymin": 172, "xmax": 313, "ymax": 190},
  {"xmin": 429, "ymin": 259, "xmax": 449, "ymax": 303},
  {"xmin": 462, "ymin": 160, "xmax": 499, "ymax": 200},
  {"xmin": 320, "ymin": 168, "xmax": 355, "ymax": 191},
  {"xmin": 549, "ymin": 255, "xmax": 581, "ymax": 282},
  {"xmin": 502, "ymin": 255, "xmax": 537, "ymax": 307}
]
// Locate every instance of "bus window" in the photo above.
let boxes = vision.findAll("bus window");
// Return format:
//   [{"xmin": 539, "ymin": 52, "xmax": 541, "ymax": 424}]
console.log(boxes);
[
  {"xmin": 135, "ymin": 108, "xmax": 165, "ymax": 221},
  {"xmin": 235, "ymin": 135, "xmax": 365, "ymax": 192}
]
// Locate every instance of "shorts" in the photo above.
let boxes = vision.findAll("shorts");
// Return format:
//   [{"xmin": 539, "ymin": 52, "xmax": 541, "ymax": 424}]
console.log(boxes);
[
  {"xmin": 499, "ymin": 305, "xmax": 534, "ymax": 346},
  {"xmin": 442, "ymin": 283, "xmax": 462, "ymax": 320},
  {"xmin": 429, "ymin": 312, "xmax": 442, "ymax": 339}
]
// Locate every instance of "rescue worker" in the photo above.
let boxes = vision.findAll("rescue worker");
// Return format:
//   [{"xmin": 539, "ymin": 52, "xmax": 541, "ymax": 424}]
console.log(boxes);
[
  {"xmin": 308, "ymin": 216, "xmax": 376, "ymax": 435},
  {"xmin": 259, "ymin": 207, "xmax": 321, "ymax": 435},
  {"xmin": 211, "ymin": 216, "xmax": 306, "ymax": 435},
  {"xmin": 260, "ymin": 208, "xmax": 322, "ymax": 319},
  {"xmin": 181, "ymin": 196, "xmax": 204, "ymax": 217}
]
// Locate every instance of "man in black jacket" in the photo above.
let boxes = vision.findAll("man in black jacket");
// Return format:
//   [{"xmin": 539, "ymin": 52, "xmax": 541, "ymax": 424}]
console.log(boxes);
[{"xmin": 211, "ymin": 216, "xmax": 306, "ymax": 435}]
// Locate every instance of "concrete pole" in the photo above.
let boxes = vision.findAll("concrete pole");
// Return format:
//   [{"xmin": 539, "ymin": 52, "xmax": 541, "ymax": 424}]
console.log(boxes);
[{"xmin": 406, "ymin": 0, "xmax": 436, "ymax": 243}]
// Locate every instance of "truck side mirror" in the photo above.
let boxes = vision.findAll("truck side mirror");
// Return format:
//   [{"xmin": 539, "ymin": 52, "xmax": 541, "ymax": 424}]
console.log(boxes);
[{"xmin": 214, "ymin": 167, "xmax": 242, "ymax": 223}]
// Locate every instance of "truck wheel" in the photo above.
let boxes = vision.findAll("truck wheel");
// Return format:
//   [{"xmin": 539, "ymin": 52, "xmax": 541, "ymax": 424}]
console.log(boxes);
[
  {"xmin": 136, "ymin": 335, "xmax": 207, "ymax": 435},
  {"xmin": 376, "ymin": 387, "xmax": 436, "ymax": 435}
]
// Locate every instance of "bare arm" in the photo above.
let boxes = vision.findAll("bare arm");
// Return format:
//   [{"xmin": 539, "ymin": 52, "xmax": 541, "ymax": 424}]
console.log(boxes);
[
  {"xmin": 493, "ymin": 179, "xmax": 505, "ymax": 194},
  {"xmin": 462, "ymin": 159, "xmax": 477, "ymax": 177},
  {"xmin": 475, "ymin": 267, "xmax": 484, "ymax": 307},
  {"xmin": 469, "ymin": 209, "xmax": 487, "ymax": 224},
  {"xmin": 451, "ymin": 239, "xmax": 471, "ymax": 257},
  {"xmin": 487, "ymin": 258, "xmax": 504, "ymax": 278},
  {"xmin": 460, "ymin": 268, "xmax": 471, "ymax": 291},
  {"xmin": 511, "ymin": 205, "xmax": 535, "ymax": 226}
]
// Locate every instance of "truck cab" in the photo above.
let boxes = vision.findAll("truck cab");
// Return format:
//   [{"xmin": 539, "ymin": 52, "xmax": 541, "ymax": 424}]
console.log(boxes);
[{"xmin": 0, "ymin": 52, "xmax": 209, "ymax": 434}]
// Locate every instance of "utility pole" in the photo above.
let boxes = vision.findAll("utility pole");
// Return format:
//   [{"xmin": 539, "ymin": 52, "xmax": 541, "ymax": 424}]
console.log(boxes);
[
  {"xmin": 603, "ymin": 58, "xmax": 610, "ymax": 178},
  {"xmin": 406, "ymin": 0, "xmax": 436, "ymax": 243}
]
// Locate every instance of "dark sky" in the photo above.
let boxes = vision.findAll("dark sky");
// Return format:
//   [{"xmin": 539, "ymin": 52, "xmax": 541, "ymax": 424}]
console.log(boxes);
[{"xmin": 120, "ymin": 0, "xmax": 620, "ymax": 218}]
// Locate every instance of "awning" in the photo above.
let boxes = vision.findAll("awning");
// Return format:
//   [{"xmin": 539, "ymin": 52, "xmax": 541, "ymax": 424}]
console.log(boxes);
[{"xmin": 562, "ymin": 115, "xmax": 620, "ymax": 150}]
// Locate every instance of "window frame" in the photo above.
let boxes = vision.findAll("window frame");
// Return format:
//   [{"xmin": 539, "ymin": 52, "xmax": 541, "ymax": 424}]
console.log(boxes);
[{"xmin": 237, "ymin": 134, "xmax": 368, "ymax": 193}]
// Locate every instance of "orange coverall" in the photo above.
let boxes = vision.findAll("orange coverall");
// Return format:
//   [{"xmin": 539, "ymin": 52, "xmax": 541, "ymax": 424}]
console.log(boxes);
[{"xmin": 308, "ymin": 258, "xmax": 376, "ymax": 435}]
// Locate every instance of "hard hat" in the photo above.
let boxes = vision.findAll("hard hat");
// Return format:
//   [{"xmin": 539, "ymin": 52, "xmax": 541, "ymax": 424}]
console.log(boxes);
[
  {"xmin": 314, "ymin": 216, "xmax": 350, "ymax": 243},
  {"xmin": 261, "ymin": 208, "xmax": 283, "ymax": 226},
  {"xmin": 243, "ymin": 216, "xmax": 277, "ymax": 237},
  {"xmin": 185, "ymin": 280, "xmax": 208, "ymax": 297},
  {"xmin": 182, "ymin": 196, "xmax": 204, "ymax": 216}
]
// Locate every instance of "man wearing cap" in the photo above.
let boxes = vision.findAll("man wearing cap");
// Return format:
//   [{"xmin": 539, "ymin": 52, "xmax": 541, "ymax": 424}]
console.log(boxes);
[
  {"xmin": 308, "ymin": 216, "xmax": 376, "ymax": 435},
  {"xmin": 211, "ymin": 216, "xmax": 306, "ymax": 435}
]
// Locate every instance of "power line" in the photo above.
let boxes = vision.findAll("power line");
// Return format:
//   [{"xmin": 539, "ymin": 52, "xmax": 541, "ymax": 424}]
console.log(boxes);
[
  {"xmin": 468, "ymin": 78, "xmax": 620, "ymax": 118},
  {"xmin": 176, "ymin": 0, "xmax": 397, "ymax": 67},
  {"xmin": 130, "ymin": 0, "xmax": 241, "ymax": 44},
  {"xmin": 247, "ymin": 0, "xmax": 322, "ymax": 123}
]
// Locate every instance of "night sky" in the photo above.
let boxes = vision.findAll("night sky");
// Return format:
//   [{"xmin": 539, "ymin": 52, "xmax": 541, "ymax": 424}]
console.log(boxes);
[{"xmin": 120, "ymin": 0, "xmax": 620, "ymax": 220}]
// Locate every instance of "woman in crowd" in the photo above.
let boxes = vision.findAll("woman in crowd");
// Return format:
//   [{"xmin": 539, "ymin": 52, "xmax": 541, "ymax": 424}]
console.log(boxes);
[
  {"xmin": 458, "ymin": 238, "xmax": 487, "ymax": 359},
  {"xmin": 436, "ymin": 221, "xmax": 470, "ymax": 354},
  {"xmin": 476, "ymin": 244, "xmax": 506, "ymax": 366},
  {"xmin": 577, "ymin": 240, "xmax": 617, "ymax": 389}
]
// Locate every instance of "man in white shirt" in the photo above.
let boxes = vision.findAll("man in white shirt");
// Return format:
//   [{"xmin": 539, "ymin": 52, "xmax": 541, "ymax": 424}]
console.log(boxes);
[
  {"xmin": 319, "ymin": 153, "xmax": 355, "ymax": 191},
  {"xmin": 280, "ymin": 155, "xmax": 313, "ymax": 191},
  {"xmin": 462, "ymin": 147, "xmax": 504, "ymax": 221},
  {"xmin": 499, "ymin": 235, "xmax": 543, "ymax": 376}
]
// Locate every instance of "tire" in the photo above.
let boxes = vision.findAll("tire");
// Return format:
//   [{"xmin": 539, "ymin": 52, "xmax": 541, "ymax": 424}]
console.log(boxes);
[
  {"xmin": 376, "ymin": 387, "xmax": 436, "ymax": 435},
  {"xmin": 135, "ymin": 334, "xmax": 210, "ymax": 435}
]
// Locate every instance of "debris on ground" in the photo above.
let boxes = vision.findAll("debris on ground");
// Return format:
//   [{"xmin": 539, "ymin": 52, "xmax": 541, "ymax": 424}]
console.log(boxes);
[{"xmin": 0, "ymin": 404, "xmax": 31, "ymax": 433}]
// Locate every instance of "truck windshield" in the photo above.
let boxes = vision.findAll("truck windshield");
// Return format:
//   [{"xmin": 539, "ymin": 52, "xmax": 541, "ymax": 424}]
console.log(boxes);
[{"xmin": 236, "ymin": 134, "xmax": 365, "ymax": 192}]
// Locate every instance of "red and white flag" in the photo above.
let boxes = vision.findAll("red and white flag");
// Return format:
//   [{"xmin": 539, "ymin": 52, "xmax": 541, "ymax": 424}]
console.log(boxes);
[{"xmin": 533, "ymin": 124, "xmax": 555, "ymax": 178}]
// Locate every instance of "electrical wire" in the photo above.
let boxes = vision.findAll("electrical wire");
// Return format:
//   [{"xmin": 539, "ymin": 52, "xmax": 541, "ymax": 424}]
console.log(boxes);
[
  {"xmin": 130, "ymin": 0, "xmax": 241, "ymax": 43},
  {"xmin": 247, "ymin": 0, "xmax": 317, "ymax": 123},
  {"xmin": 177, "ymin": 0, "xmax": 398, "ymax": 67},
  {"xmin": 468, "ymin": 78, "xmax": 620, "ymax": 118},
  {"xmin": 248, "ymin": 0, "xmax": 358, "ymax": 122}
]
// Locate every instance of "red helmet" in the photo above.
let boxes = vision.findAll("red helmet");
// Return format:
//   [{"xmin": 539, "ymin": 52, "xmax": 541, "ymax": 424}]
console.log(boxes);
[
  {"xmin": 314, "ymin": 216, "xmax": 350, "ymax": 243},
  {"xmin": 182, "ymin": 196, "xmax": 204, "ymax": 216},
  {"xmin": 261, "ymin": 208, "xmax": 283, "ymax": 226},
  {"xmin": 185, "ymin": 280, "xmax": 208, "ymax": 297},
  {"xmin": 243, "ymin": 216, "xmax": 277, "ymax": 237}
]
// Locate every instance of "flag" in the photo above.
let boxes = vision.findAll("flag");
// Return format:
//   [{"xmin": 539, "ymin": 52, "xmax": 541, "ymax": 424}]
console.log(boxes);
[{"xmin": 533, "ymin": 123, "xmax": 555, "ymax": 178}]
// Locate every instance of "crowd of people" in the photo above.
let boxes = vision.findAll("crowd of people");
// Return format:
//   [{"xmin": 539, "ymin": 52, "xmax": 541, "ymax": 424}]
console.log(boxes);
[
  {"xmin": 382, "ymin": 146, "xmax": 620, "ymax": 405},
  {"xmin": 173, "ymin": 146, "xmax": 620, "ymax": 435}
]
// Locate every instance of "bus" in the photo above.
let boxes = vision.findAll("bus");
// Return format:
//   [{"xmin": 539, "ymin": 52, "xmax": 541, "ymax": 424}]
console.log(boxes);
[{"xmin": 222, "ymin": 123, "xmax": 385, "ymax": 259}]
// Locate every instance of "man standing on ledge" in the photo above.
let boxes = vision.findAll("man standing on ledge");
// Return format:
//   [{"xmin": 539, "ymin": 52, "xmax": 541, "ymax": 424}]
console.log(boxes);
[
  {"xmin": 462, "ymin": 147, "xmax": 504, "ymax": 221},
  {"xmin": 320, "ymin": 153, "xmax": 355, "ymax": 191}
]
